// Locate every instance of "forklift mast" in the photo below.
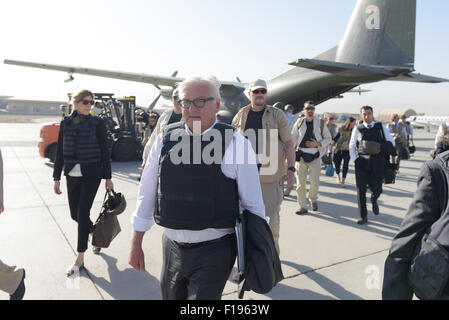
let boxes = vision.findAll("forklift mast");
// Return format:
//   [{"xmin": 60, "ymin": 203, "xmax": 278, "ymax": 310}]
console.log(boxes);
[{"xmin": 93, "ymin": 93, "xmax": 143, "ymax": 161}]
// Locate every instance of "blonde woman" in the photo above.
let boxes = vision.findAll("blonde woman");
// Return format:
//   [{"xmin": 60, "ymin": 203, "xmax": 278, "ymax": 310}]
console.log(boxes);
[{"xmin": 53, "ymin": 90, "xmax": 114, "ymax": 276}]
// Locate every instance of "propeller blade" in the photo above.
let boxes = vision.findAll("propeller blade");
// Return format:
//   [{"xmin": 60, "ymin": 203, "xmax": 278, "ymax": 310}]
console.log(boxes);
[
  {"xmin": 152, "ymin": 84, "xmax": 161, "ymax": 90},
  {"xmin": 149, "ymin": 94, "xmax": 161, "ymax": 109},
  {"xmin": 171, "ymin": 70, "xmax": 178, "ymax": 78}
]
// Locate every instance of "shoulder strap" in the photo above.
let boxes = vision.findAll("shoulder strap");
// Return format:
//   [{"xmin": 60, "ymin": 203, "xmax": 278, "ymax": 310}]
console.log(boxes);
[
  {"xmin": 296, "ymin": 116, "xmax": 305, "ymax": 131},
  {"xmin": 374, "ymin": 122, "xmax": 386, "ymax": 143}
]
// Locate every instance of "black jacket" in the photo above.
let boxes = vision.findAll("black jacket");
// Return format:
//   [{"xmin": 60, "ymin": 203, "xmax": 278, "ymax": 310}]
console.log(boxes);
[
  {"xmin": 53, "ymin": 114, "xmax": 111, "ymax": 180},
  {"xmin": 238, "ymin": 210, "xmax": 284, "ymax": 299},
  {"xmin": 382, "ymin": 154, "xmax": 449, "ymax": 299}
]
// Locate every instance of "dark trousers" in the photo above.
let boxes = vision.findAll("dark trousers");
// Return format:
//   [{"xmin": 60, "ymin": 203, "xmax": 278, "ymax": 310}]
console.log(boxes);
[
  {"xmin": 333, "ymin": 150, "xmax": 350, "ymax": 178},
  {"xmin": 355, "ymin": 158, "xmax": 383, "ymax": 219},
  {"xmin": 160, "ymin": 233, "xmax": 236, "ymax": 300},
  {"xmin": 66, "ymin": 176, "xmax": 101, "ymax": 252}
]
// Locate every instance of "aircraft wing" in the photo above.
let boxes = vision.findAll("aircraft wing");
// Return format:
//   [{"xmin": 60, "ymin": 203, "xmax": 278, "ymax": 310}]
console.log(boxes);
[
  {"xmin": 4, "ymin": 59, "xmax": 184, "ymax": 87},
  {"xmin": 3, "ymin": 59, "xmax": 248, "ymax": 92}
]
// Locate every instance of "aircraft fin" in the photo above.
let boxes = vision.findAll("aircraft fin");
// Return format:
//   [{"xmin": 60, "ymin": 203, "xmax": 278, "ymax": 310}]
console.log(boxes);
[{"xmin": 336, "ymin": 0, "xmax": 416, "ymax": 68}]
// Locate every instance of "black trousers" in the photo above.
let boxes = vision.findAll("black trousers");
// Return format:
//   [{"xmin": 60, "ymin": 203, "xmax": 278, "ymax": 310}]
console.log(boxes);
[
  {"xmin": 355, "ymin": 157, "xmax": 383, "ymax": 219},
  {"xmin": 160, "ymin": 233, "xmax": 237, "ymax": 300},
  {"xmin": 333, "ymin": 150, "xmax": 350, "ymax": 178},
  {"xmin": 66, "ymin": 176, "xmax": 101, "ymax": 252}
]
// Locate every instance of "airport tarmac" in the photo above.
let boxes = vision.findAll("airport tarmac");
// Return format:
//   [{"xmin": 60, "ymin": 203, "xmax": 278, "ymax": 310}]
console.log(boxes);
[{"xmin": 0, "ymin": 121, "xmax": 436, "ymax": 300}]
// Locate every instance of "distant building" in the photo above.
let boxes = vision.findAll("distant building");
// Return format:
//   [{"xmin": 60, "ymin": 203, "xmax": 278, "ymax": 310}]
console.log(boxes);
[
  {"xmin": 377, "ymin": 109, "xmax": 417, "ymax": 123},
  {"xmin": 0, "ymin": 95, "xmax": 12, "ymax": 109},
  {"xmin": 5, "ymin": 97, "xmax": 68, "ymax": 115}
]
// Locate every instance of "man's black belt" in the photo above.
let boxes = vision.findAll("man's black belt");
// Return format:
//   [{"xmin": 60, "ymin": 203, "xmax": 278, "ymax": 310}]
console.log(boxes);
[{"xmin": 174, "ymin": 233, "xmax": 235, "ymax": 248}]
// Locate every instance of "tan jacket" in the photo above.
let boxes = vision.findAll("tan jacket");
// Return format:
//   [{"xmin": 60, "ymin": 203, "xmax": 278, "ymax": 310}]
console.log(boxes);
[
  {"xmin": 291, "ymin": 116, "xmax": 331, "ymax": 158},
  {"xmin": 0, "ymin": 148, "xmax": 3, "ymax": 204},
  {"xmin": 232, "ymin": 104, "xmax": 292, "ymax": 183}
]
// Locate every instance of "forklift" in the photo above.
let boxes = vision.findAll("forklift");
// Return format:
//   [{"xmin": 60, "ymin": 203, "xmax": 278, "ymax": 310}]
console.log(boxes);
[{"xmin": 94, "ymin": 93, "xmax": 143, "ymax": 161}]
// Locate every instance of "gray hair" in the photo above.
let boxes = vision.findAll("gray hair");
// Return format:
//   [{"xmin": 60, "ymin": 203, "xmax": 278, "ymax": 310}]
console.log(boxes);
[{"xmin": 178, "ymin": 75, "xmax": 221, "ymax": 101}]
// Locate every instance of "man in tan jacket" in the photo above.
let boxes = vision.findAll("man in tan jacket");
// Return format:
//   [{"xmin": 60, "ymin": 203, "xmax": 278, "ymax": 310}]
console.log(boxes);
[
  {"xmin": 232, "ymin": 79, "xmax": 295, "ymax": 254},
  {"xmin": 291, "ymin": 101, "xmax": 331, "ymax": 214},
  {"xmin": 0, "ymin": 148, "xmax": 26, "ymax": 300}
]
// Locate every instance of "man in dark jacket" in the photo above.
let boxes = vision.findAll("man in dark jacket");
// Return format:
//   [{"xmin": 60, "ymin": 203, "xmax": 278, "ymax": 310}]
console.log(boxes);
[{"xmin": 382, "ymin": 135, "xmax": 449, "ymax": 300}]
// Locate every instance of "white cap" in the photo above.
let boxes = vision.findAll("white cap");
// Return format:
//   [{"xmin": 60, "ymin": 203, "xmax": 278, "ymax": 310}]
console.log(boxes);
[{"xmin": 249, "ymin": 79, "xmax": 267, "ymax": 91}]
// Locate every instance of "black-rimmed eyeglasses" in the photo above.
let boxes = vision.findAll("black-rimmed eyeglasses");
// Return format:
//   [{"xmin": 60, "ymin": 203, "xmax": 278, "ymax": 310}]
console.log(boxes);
[{"xmin": 180, "ymin": 97, "xmax": 215, "ymax": 109}]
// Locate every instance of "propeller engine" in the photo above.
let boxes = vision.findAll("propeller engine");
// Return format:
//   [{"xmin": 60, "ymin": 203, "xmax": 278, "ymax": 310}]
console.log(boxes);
[{"xmin": 148, "ymin": 70, "xmax": 178, "ymax": 109}]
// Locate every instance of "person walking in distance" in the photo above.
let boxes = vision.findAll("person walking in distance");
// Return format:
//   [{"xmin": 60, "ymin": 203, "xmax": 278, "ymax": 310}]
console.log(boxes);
[{"xmin": 332, "ymin": 117, "xmax": 356, "ymax": 185}]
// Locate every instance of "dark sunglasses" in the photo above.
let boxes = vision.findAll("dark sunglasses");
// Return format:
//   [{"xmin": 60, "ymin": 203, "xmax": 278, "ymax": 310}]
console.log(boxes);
[
  {"xmin": 305, "ymin": 107, "xmax": 315, "ymax": 110},
  {"xmin": 252, "ymin": 89, "xmax": 267, "ymax": 94},
  {"xmin": 81, "ymin": 99, "xmax": 94, "ymax": 105}
]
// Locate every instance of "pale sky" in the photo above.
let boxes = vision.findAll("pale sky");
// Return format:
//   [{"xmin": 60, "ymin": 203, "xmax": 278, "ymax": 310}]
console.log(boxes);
[{"xmin": 0, "ymin": 0, "xmax": 448, "ymax": 115}]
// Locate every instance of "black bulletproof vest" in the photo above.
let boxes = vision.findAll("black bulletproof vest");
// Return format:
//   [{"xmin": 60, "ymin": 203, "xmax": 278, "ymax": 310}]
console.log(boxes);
[
  {"xmin": 357, "ymin": 122, "xmax": 387, "ymax": 173},
  {"xmin": 62, "ymin": 116, "xmax": 102, "ymax": 164},
  {"xmin": 155, "ymin": 122, "xmax": 240, "ymax": 230},
  {"xmin": 357, "ymin": 122, "xmax": 384, "ymax": 156}
]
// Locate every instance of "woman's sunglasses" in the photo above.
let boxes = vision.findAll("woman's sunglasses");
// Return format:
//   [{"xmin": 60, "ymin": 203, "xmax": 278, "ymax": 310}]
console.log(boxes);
[{"xmin": 80, "ymin": 99, "xmax": 94, "ymax": 105}]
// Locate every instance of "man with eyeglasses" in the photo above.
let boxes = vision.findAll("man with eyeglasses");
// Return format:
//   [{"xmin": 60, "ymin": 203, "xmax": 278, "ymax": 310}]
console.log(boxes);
[
  {"xmin": 291, "ymin": 101, "xmax": 331, "ymax": 215},
  {"xmin": 129, "ymin": 76, "xmax": 266, "ymax": 300},
  {"xmin": 232, "ymin": 79, "xmax": 295, "ymax": 255}
]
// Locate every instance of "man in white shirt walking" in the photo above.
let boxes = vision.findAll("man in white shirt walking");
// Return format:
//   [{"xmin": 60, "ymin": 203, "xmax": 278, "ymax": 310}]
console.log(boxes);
[
  {"xmin": 128, "ymin": 76, "xmax": 266, "ymax": 300},
  {"xmin": 349, "ymin": 106, "xmax": 395, "ymax": 225}
]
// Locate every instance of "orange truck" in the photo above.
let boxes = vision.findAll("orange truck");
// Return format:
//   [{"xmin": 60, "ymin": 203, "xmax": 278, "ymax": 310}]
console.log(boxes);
[{"xmin": 38, "ymin": 122, "xmax": 60, "ymax": 162}]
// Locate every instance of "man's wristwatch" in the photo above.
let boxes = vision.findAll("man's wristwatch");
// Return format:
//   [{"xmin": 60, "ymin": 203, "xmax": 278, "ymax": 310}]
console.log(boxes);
[{"xmin": 288, "ymin": 166, "xmax": 296, "ymax": 173}]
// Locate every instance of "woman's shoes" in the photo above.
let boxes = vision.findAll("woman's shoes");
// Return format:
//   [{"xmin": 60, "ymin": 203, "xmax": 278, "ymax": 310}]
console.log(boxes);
[
  {"xmin": 66, "ymin": 263, "xmax": 84, "ymax": 277},
  {"xmin": 92, "ymin": 246, "xmax": 101, "ymax": 255}
]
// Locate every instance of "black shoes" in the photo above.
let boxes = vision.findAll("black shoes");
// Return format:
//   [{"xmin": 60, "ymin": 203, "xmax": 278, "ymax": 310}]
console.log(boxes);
[
  {"xmin": 295, "ymin": 208, "xmax": 308, "ymax": 215},
  {"xmin": 92, "ymin": 246, "xmax": 101, "ymax": 255},
  {"xmin": 10, "ymin": 269, "xmax": 26, "ymax": 300},
  {"xmin": 372, "ymin": 198, "xmax": 379, "ymax": 215},
  {"xmin": 311, "ymin": 202, "xmax": 318, "ymax": 211},
  {"xmin": 357, "ymin": 217, "xmax": 368, "ymax": 225}
]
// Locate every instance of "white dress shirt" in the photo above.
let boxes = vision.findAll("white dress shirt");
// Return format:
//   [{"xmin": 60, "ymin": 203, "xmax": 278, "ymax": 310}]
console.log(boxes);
[
  {"xmin": 349, "ymin": 122, "xmax": 395, "ymax": 162},
  {"xmin": 132, "ymin": 120, "xmax": 266, "ymax": 243}
]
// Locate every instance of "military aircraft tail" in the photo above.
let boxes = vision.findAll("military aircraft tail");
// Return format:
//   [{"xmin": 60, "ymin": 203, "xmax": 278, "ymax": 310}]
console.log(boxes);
[
  {"xmin": 289, "ymin": 0, "xmax": 447, "ymax": 83},
  {"xmin": 336, "ymin": 0, "xmax": 416, "ymax": 68}
]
